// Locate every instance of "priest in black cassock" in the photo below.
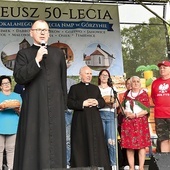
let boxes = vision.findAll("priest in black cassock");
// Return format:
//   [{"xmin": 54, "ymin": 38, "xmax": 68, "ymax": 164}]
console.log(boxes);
[
  {"xmin": 68, "ymin": 66, "xmax": 111, "ymax": 170},
  {"xmin": 13, "ymin": 20, "xmax": 67, "ymax": 170}
]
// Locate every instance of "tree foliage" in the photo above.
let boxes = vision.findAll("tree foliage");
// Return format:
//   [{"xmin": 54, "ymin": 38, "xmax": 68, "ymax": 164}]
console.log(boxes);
[{"xmin": 121, "ymin": 17, "xmax": 168, "ymax": 78}]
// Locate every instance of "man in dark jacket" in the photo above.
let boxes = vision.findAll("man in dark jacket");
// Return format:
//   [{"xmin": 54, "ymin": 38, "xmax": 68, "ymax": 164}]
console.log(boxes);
[{"xmin": 13, "ymin": 20, "xmax": 67, "ymax": 170}]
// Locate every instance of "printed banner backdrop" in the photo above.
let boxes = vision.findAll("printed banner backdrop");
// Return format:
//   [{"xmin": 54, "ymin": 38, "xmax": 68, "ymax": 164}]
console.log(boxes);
[{"xmin": 0, "ymin": 1, "xmax": 123, "ymax": 76}]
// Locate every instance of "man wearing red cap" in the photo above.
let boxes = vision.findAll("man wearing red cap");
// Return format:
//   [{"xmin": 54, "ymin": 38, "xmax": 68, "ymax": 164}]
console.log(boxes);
[{"xmin": 151, "ymin": 60, "xmax": 170, "ymax": 152}]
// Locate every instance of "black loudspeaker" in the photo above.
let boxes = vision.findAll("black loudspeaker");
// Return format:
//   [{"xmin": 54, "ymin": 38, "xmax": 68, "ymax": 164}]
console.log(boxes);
[{"xmin": 149, "ymin": 153, "xmax": 170, "ymax": 170}]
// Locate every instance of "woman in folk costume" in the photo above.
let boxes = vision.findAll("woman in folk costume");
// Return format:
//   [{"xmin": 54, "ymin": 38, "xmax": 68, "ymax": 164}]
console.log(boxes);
[{"xmin": 121, "ymin": 76, "xmax": 151, "ymax": 170}]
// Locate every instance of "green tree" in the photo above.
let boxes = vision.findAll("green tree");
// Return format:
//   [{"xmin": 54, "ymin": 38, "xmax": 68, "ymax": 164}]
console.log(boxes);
[{"xmin": 121, "ymin": 17, "xmax": 168, "ymax": 78}]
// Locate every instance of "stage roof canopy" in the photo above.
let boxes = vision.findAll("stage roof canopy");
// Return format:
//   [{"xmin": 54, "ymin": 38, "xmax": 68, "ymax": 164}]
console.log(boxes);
[
  {"xmin": 39, "ymin": 0, "xmax": 169, "ymax": 5},
  {"xmin": 3, "ymin": 0, "xmax": 170, "ymax": 25}
]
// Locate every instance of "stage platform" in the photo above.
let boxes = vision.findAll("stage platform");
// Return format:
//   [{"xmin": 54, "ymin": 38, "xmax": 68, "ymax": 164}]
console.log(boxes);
[
  {"xmin": 119, "ymin": 165, "xmax": 149, "ymax": 170},
  {"xmin": 144, "ymin": 165, "xmax": 149, "ymax": 170}
]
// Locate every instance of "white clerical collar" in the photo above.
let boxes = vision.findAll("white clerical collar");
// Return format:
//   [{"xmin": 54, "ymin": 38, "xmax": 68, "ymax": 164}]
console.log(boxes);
[{"xmin": 34, "ymin": 43, "xmax": 47, "ymax": 47}]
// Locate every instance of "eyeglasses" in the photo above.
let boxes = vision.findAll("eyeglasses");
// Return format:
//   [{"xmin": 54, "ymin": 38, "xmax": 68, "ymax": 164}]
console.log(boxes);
[
  {"xmin": 31, "ymin": 29, "xmax": 49, "ymax": 34},
  {"xmin": 101, "ymin": 74, "xmax": 109, "ymax": 77},
  {"xmin": 1, "ymin": 82, "xmax": 10, "ymax": 86}
]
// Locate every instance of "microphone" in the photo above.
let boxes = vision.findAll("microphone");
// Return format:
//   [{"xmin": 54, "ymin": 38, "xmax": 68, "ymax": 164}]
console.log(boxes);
[
  {"xmin": 41, "ymin": 40, "xmax": 47, "ymax": 58},
  {"xmin": 107, "ymin": 77, "xmax": 113, "ymax": 86},
  {"xmin": 41, "ymin": 40, "xmax": 47, "ymax": 48},
  {"xmin": 108, "ymin": 77, "xmax": 117, "ymax": 99}
]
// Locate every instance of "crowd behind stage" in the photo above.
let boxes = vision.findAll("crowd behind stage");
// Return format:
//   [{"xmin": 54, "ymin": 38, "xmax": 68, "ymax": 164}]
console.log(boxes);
[{"xmin": 1, "ymin": 19, "xmax": 170, "ymax": 170}]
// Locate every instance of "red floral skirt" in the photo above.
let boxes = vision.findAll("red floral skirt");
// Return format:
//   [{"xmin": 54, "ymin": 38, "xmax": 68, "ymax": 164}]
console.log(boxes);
[{"xmin": 121, "ymin": 116, "xmax": 151, "ymax": 149}]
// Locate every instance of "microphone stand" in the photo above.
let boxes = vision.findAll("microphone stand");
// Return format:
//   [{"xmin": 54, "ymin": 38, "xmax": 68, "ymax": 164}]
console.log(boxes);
[{"xmin": 110, "ymin": 84, "xmax": 125, "ymax": 170}]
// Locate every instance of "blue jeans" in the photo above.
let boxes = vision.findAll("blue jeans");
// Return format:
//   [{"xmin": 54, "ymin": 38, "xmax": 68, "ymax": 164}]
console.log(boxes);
[
  {"xmin": 65, "ymin": 110, "xmax": 73, "ymax": 166},
  {"xmin": 100, "ymin": 111, "xmax": 116, "ymax": 166}
]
